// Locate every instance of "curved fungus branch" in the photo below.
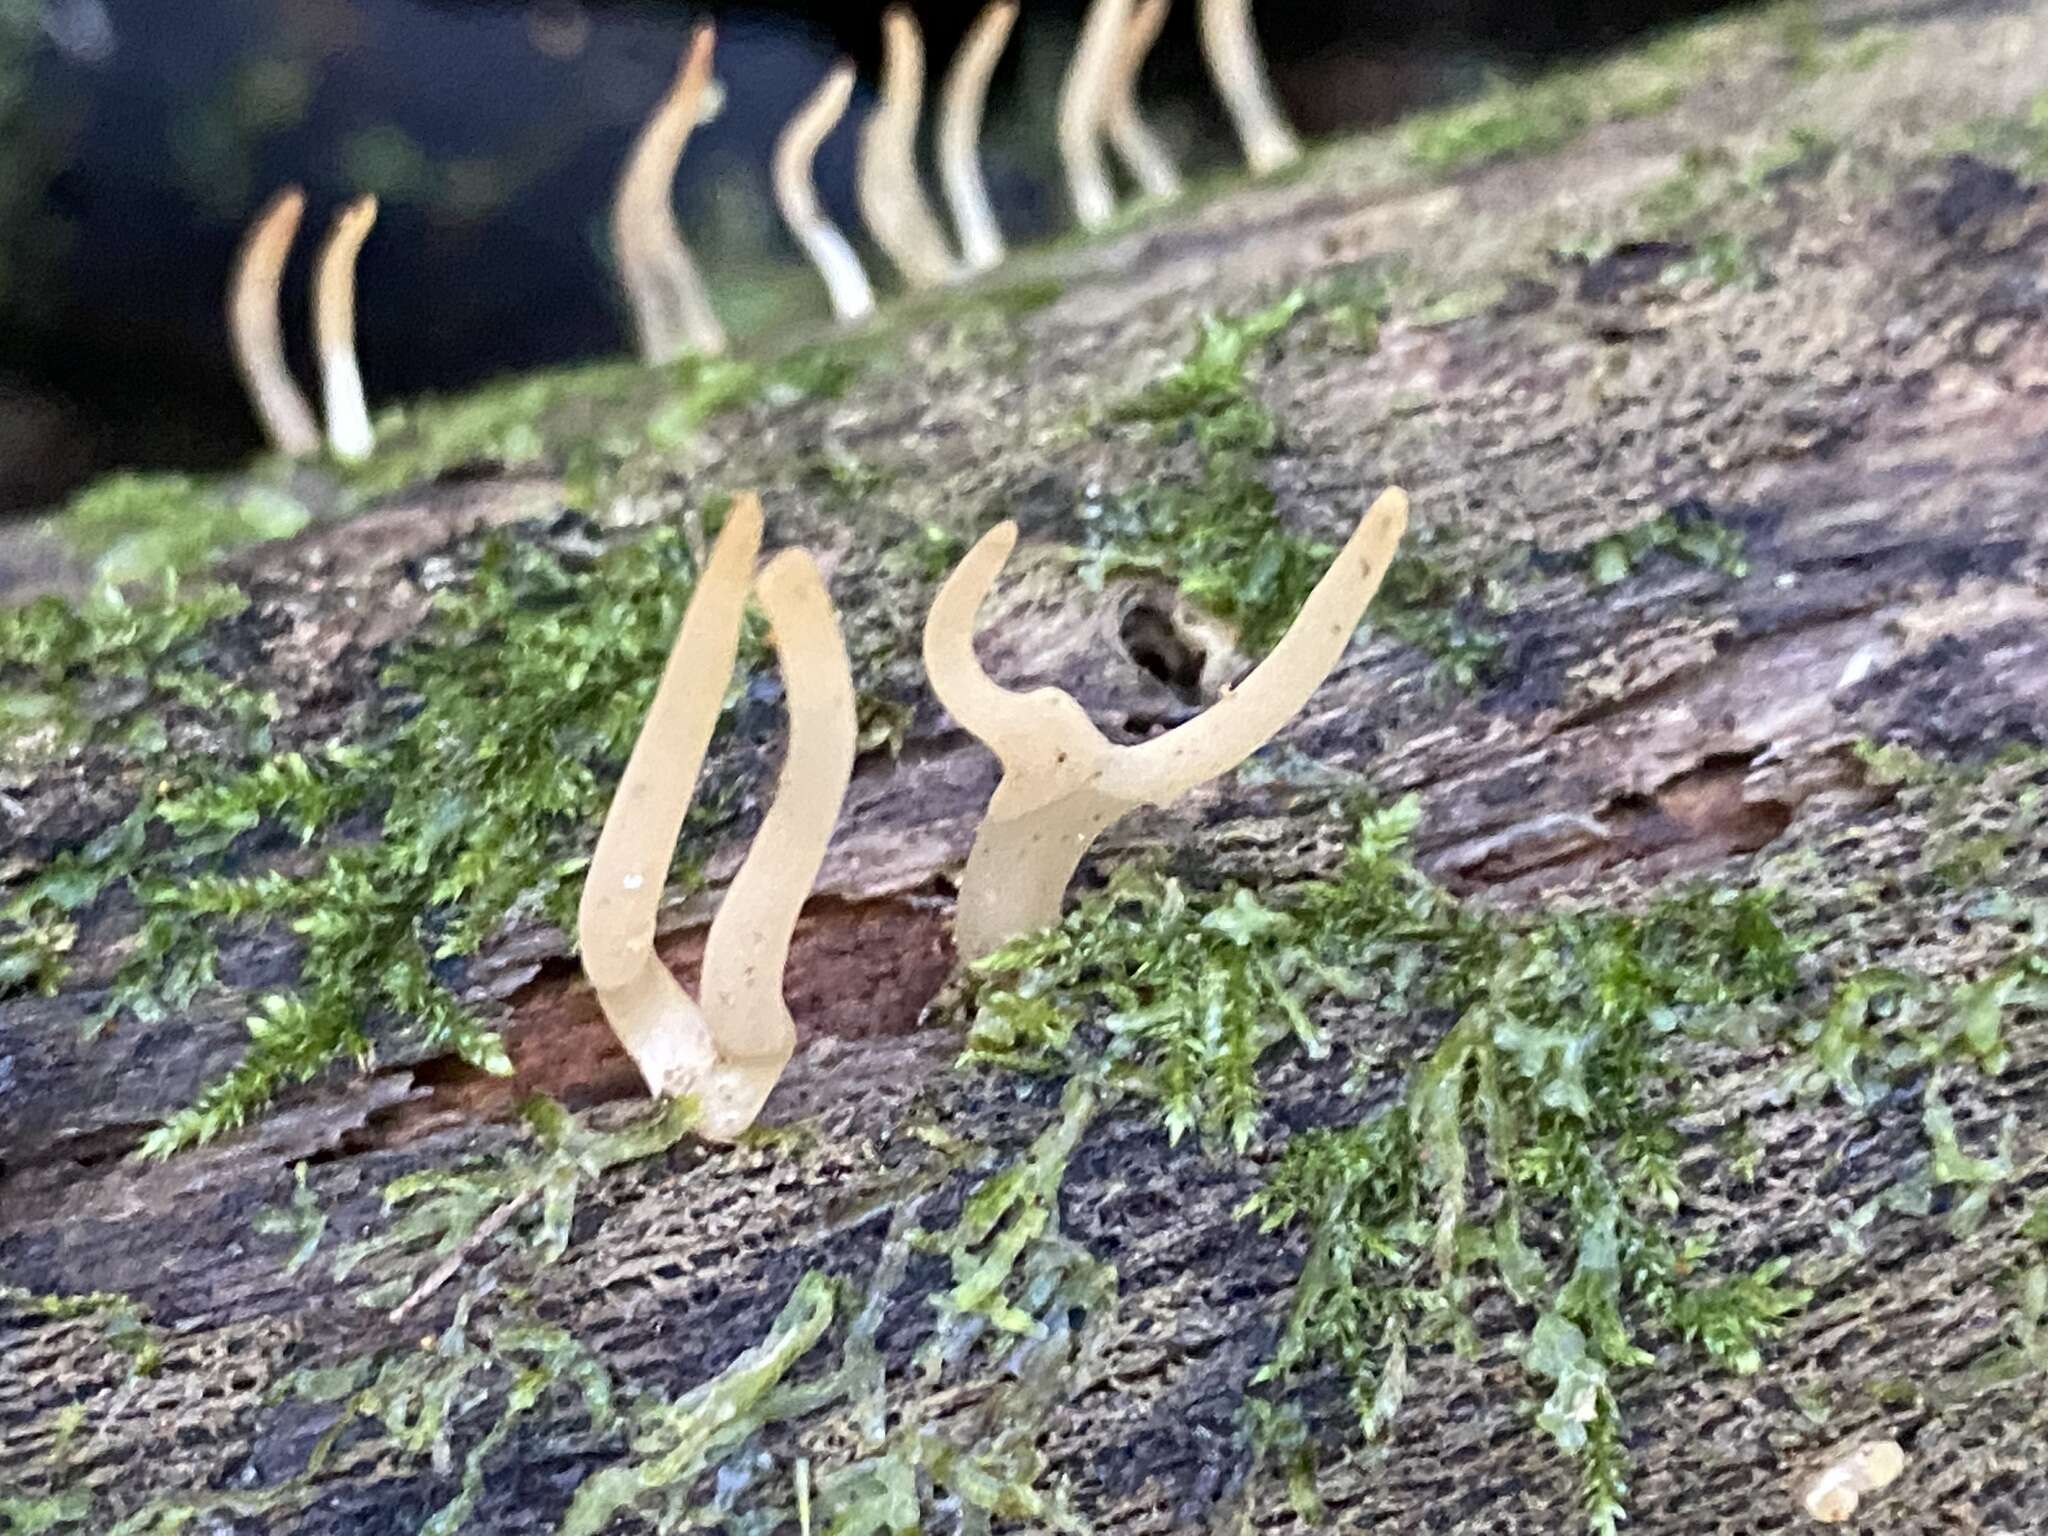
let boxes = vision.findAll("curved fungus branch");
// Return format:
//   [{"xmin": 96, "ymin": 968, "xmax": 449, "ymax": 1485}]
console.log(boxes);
[
  {"xmin": 695, "ymin": 546, "xmax": 857, "ymax": 1139},
  {"xmin": 578, "ymin": 495, "xmax": 762, "ymax": 1105},
  {"xmin": 227, "ymin": 186, "xmax": 321, "ymax": 459},
  {"xmin": 937, "ymin": 0, "xmax": 1017, "ymax": 274},
  {"xmin": 610, "ymin": 24, "xmax": 727, "ymax": 364},
  {"xmin": 1197, "ymin": 0, "xmax": 1301, "ymax": 175},
  {"xmin": 313, "ymin": 194, "xmax": 379, "ymax": 462},
  {"xmin": 856, "ymin": 6, "xmax": 961, "ymax": 290},
  {"xmin": 1105, "ymin": 0, "xmax": 1182, "ymax": 201},
  {"xmin": 773, "ymin": 63, "xmax": 876, "ymax": 323},
  {"xmin": 1056, "ymin": 0, "xmax": 1134, "ymax": 231},
  {"xmin": 926, "ymin": 488, "xmax": 1408, "ymax": 959}
]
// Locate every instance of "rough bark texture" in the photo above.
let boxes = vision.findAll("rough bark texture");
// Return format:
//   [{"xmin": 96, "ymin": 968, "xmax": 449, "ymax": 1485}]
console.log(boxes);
[{"xmin": 5, "ymin": 2, "xmax": 2048, "ymax": 1532}]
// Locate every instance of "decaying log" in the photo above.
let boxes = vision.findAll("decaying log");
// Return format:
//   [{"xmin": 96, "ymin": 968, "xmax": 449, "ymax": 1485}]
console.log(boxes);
[{"xmin": 5, "ymin": 3, "xmax": 2048, "ymax": 1532}]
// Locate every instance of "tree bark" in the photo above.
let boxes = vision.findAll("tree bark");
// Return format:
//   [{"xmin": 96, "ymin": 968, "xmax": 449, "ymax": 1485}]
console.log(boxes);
[{"xmin": 5, "ymin": 3, "xmax": 2048, "ymax": 1532}]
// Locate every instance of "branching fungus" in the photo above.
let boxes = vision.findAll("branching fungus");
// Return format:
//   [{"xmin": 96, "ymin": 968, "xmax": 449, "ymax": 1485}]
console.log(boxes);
[
  {"xmin": 578, "ymin": 494, "xmax": 857, "ymax": 1140},
  {"xmin": 313, "ymin": 194, "xmax": 379, "ymax": 462},
  {"xmin": 773, "ymin": 63, "xmax": 877, "ymax": 323},
  {"xmin": 856, "ymin": 6, "xmax": 962, "ymax": 290},
  {"xmin": 1105, "ymin": 0, "xmax": 1182, "ymax": 200},
  {"xmin": 227, "ymin": 187, "xmax": 321, "ymax": 459},
  {"xmin": 937, "ymin": 0, "xmax": 1017, "ymax": 273},
  {"xmin": 1198, "ymin": 0, "xmax": 1302, "ymax": 175},
  {"xmin": 1056, "ymin": 0, "xmax": 1135, "ymax": 230},
  {"xmin": 610, "ymin": 24, "xmax": 728, "ymax": 364},
  {"xmin": 926, "ymin": 487, "xmax": 1408, "ymax": 958}
]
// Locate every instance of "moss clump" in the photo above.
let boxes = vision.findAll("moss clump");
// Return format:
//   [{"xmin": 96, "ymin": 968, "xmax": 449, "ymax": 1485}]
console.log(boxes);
[
  {"xmin": 967, "ymin": 798, "xmax": 1815, "ymax": 1531},
  {"xmin": 54, "ymin": 472, "xmax": 310, "ymax": 591},
  {"xmin": 1575, "ymin": 503, "xmax": 1749, "ymax": 588},
  {"xmin": 1088, "ymin": 294, "xmax": 1503, "ymax": 679},
  {"xmin": 1956, "ymin": 90, "xmax": 2048, "ymax": 177}
]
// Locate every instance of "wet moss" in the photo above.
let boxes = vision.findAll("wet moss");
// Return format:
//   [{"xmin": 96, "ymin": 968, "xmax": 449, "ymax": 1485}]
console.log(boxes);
[{"xmin": 53, "ymin": 472, "xmax": 310, "ymax": 591}]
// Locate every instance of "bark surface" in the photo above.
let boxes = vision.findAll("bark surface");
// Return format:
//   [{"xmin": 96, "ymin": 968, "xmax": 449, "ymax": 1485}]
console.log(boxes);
[{"xmin": 5, "ymin": 2, "xmax": 2048, "ymax": 1532}]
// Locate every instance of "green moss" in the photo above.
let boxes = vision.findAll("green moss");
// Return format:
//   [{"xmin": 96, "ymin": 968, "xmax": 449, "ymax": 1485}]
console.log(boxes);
[
  {"xmin": 1953, "ymin": 89, "xmax": 2048, "ymax": 181},
  {"xmin": 54, "ymin": 473, "xmax": 310, "ymax": 591},
  {"xmin": 968, "ymin": 798, "xmax": 1811, "ymax": 1532},
  {"xmin": 1575, "ymin": 505, "xmax": 1749, "ymax": 588},
  {"xmin": 0, "ymin": 1286, "xmax": 164, "ymax": 1375},
  {"xmin": 1088, "ymin": 295, "xmax": 1503, "ymax": 679}
]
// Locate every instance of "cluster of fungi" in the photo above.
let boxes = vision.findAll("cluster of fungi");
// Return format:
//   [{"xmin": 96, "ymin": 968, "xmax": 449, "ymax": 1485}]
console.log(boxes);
[
  {"xmin": 224, "ymin": 0, "xmax": 1304, "ymax": 448},
  {"xmin": 581, "ymin": 488, "xmax": 1408, "ymax": 1139},
  {"xmin": 213, "ymin": 0, "xmax": 1344, "ymax": 1138}
]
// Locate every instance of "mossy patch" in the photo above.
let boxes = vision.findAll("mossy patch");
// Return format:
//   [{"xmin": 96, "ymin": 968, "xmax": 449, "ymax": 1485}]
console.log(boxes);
[
  {"xmin": 966, "ymin": 798, "xmax": 1814, "ymax": 1530},
  {"xmin": 52, "ymin": 472, "xmax": 310, "ymax": 591}
]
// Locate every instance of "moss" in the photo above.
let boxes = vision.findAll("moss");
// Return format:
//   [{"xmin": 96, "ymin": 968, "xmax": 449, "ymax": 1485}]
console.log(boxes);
[
  {"xmin": 1087, "ymin": 293, "xmax": 1503, "ymax": 679},
  {"xmin": 1953, "ymin": 89, "xmax": 2048, "ymax": 178},
  {"xmin": 967, "ymin": 797, "xmax": 1815, "ymax": 1532},
  {"xmin": 53, "ymin": 472, "xmax": 310, "ymax": 591},
  {"xmin": 1573, "ymin": 504, "xmax": 1750, "ymax": 588},
  {"xmin": 0, "ymin": 1285, "xmax": 164, "ymax": 1376}
]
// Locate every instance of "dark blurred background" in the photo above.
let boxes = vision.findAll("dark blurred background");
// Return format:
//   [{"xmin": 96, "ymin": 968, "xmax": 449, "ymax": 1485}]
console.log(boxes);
[{"xmin": 0, "ymin": 0, "xmax": 1729, "ymax": 512}]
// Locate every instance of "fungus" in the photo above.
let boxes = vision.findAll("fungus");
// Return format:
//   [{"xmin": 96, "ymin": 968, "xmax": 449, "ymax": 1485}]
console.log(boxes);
[
  {"xmin": 1056, "ymin": 0, "xmax": 1134, "ymax": 231},
  {"xmin": 773, "ymin": 63, "xmax": 877, "ymax": 323},
  {"xmin": 227, "ymin": 186, "xmax": 321, "ymax": 459},
  {"xmin": 312, "ymin": 194, "xmax": 379, "ymax": 463},
  {"xmin": 578, "ymin": 494, "xmax": 857, "ymax": 1141},
  {"xmin": 610, "ymin": 24, "xmax": 727, "ymax": 364},
  {"xmin": 926, "ymin": 487, "xmax": 1408, "ymax": 959},
  {"xmin": 856, "ymin": 6, "xmax": 961, "ymax": 290},
  {"xmin": 1105, "ymin": 0, "xmax": 1182, "ymax": 201},
  {"xmin": 937, "ymin": 0, "xmax": 1018, "ymax": 273},
  {"xmin": 1803, "ymin": 1440, "xmax": 1906, "ymax": 1524},
  {"xmin": 1197, "ymin": 0, "xmax": 1301, "ymax": 175}
]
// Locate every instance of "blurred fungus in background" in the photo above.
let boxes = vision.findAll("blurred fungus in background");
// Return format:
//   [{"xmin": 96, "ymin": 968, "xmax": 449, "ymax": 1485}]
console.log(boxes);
[{"xmin": 0, "ymin": 0, "xmax": 1731, "ymax": 513}]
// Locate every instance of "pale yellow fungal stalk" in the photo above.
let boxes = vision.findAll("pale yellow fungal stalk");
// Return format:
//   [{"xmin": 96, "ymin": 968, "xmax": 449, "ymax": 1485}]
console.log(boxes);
[
  {"xmin": 610, "ymin": 24, "xmax": 727, "ymax": 363},
  {"xmin": 227, "ymin": 187, "xmax": 321, "ymax": 459},
  {"xmin": 773, "ymin": 64, "xmax": 876, "ymax": 322},
  {"xmin": 937, "ymin": 0, "xmax": 1017, "ymax": 273},
  {"xmin": 856, "ymin": 5, "xmax": 962, "ymax": 289},
  {"xmin": 578, "ymin": 494, "xmax": 857, "ymax": 1140},
  {"xmin": 1105, "ymin": 0, "xmax": 1182, "ymax": 200},
  {"xmin": 1803, "ymin": 1440, "xmax": 1906, "ymax": 1523},
  {"xmin": 926, "ymin": 487, "xmax": 1408, "ymax": 958},
  {"xmin": 312, "ymin": 194, "xmax": 379, "ymax": 462},
  {"xmin": 1056, "ymin": 0, "xmax": 1133, "ymax": 230},
  {"xmin": 1197, "ymin": 0, "xmax": 1300, "ymax": 175}
]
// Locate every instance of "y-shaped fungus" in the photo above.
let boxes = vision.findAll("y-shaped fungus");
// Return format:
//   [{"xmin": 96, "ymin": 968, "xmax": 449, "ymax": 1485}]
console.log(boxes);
[
  {"xmin": 937, "ymin": 0, "xmax": 1017, "ymax": 273},
  {"xmin": 227, "ymin": 187, "xmax": 321, "ymax": 459},
  {"xmin": 578, "ymin": 494, "xmax": 857, "ymax": 1140},
  {"xmin": 313, "ymin": 194, "xmax": 379, "ymax": 463},
  {"xmin": 926, "ymin": 487, "xmax": 1407, "ymax": 959},
  {"xmin": 1198, "ymin": 0, "xmax": 1301, "ymax": 175},
  {"xmin": 856, "ymin": 6, "xmax": 961, "ymax": 290},
  {"xmin": 1056, "ymin": 0, "xmax": 1135, "ymax": 231},
  {"xmin": 1105, "ymin": 0, "xmax": 1182, "ymax": 201},
  {"xmin": 773, "ymin": 63, "xmax": 877, "ymax": 323},
  {"xmin": 610, "ymin": 24, "xmax": 727, "ymax": 364}
]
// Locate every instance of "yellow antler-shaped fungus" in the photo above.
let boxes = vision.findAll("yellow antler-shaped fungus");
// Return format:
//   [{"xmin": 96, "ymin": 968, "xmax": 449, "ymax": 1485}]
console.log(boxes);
[
  {"xmin": 1105, "ymin": 0, "xmax": 1182, "ymax": 201},
  {"xmin": 1056, "ymin": 0, "xmax": 1134, "ymax": 231},
  {"xmin": 313, "ymin": 194, "xmax": 379, "ymax": 462},
  {"xmin": 610, "ymin": 24, "xmax": 727, "ymax": 363},
  {"xmin": 774, "ymin": 63, "xmax": 877, "ymax": 323},
  {"xmin": 579, "ymin": 494, "xmax": 857, "ymax": 1140},
  {"xmin": 926, "ymin": 488, "xmax": 1407, "ymax": 959},
  {"xmin": 227, "ymin": 186, "xmax": 321, "ymax": 459},
  {"xmin": 1198, "ymin": 0, "xmax": 1301, "ymax": 175},
  {"xmin": 937, "ymin": 0, "xmax": 1017, "ymax": 273},
  {"xmin": 857, "ymin": 6, "xmax": 962, "ymax": 290}
]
